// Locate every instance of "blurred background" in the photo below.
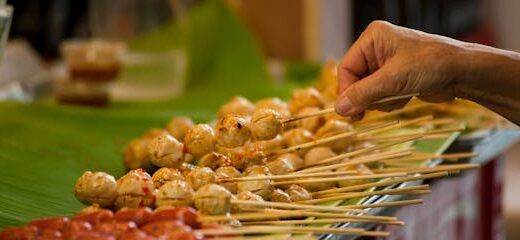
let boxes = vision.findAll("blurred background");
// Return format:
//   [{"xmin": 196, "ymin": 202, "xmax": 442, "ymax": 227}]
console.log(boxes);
[{"xmin": 0, "ymin": 0, "xmax": 519, "ymax": 238}]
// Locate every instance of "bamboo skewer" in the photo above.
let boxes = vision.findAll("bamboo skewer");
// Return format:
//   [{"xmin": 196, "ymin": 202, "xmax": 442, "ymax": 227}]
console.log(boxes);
[
  {"xmin": 356, "ymin": 115, "xmax": 433, "ymax": 137},
  {"xmin": 373, "ymin": 163, "xmax": 481, "ymax": 174},
  {"xmin": 312, "ymin": 172, "xmax": 448, "ymax": 196},
  {"xmin": 198, "ymin": 209, "xmax": 398, "ymax": 223},
  {"xmin": 254, "ymin": 209, "xmax": 399, "ymax": 222},
  {"xmin": 283, "ymin": 93, "xmax": 420, "ymax": 123},
  {"xmin": 283, "ymin": 108, "xmax": 336, "ymax": 123},
  {"xmin": 341, "ymin": 199, "xmax": 425, "ymax": 209},
  {"xmin": 273, "ymin": 120, "xmax": 399, "ymax": 155},
  {"xmin": 296, "ymin": 148, "xmax": 414, "ymax": 174},
  {"xmin": 219, "ymin": 170, "xmax": 359, "ymax": 182},
  {"xmin": 272, "ymin": 172, "xmax": 407, "ymax": 186},
  {"xmin": 298, "ymin": 185, "xmax": 430, "ymax": 204},
  {"xmin": 363, "ymin": 102, "xmax": 432, "ymax": 122},
  {"xmin": 230, "ymin": 200, "xmax": 368, "ymax": 214},
  {"xmin": 304, "ymin": 135, "xmax": 423, "ymax": 168},
  {"xmin": 242, "ymin": 218, "xmax": 404, "ymax": 226},
  {"xmin": 195, "ymin": 226, "xmax": 390, "ymax": 237},
  {"xmin": 353, "ymin": 126, "xmax": 464, "ymax": 142},
  {"xmin": 379, "ymin": 152, "xmax": 478, "ymax": 163}
]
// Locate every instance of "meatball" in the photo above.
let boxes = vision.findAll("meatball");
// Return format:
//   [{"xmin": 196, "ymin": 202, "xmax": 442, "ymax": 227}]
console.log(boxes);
[
  {"xmin": 255, "ymin": 97, "xmax": 290, "ymax": 118},
  {"xmin": 215, "ymin": 115, "xmax": 251, "ymax": 148},
  {"xmin": 304, "ymin": 146, "xmax": 337, "ymax": 167},
  {"xmin": 123, "ymin": 138, "xmax": 154, "ymax": 171},
  {"xmin": 215, "ymin": 166, "xmax": 241, "ymax": 194},
  {"xmin": 336, "ymin": 164, "xmax": 374, "ymax": 188},
  {"xmin": 218, "ymin": 145, "xmax": 266, "ymax": 171},
  {"xmin": 295, "ymin": 107, "xmax": 326, "ymax": 133},
  {"xmin": 193, "ymin": 184, "xmax": 233, "ymax": 215},
  {"xmin": 286, "ymin": 184, "xmax": 312, "ymax": 202},
  {"xmin": 155, "ymin": 180, "xmax": 194, "ymax": 208},
  {"xmin": 184, "ymin": 124, "xmax": 217, "ymax": 158},
  {"xmin": 243, "ymin": 165, "xmax": 271, "ymax": 176},
  {"xmin": 151, "ymin": 168, "xmax": 185, "ymax": 188},
  {"xmin": 74, "ymin": 171, "xmax": 117, "ymax": 207},
  {"xmin": 165, "ymin": 117, "xmax": 195, "ymax": 141},
  {"xmin": 272, "ymin": 153, "xmax": 304, "ymax": 172},
  {"xmin": 186, "ymin": 167, "xmax": 217, "ymax": 191},
  {"xmin": 198, "ymin": 152, "xmax": 232, "ymax": 170},
  {"xmin": 233, "ymin": 191, "xmax": 264, "ymax": 213},
  {"xmin": 237, "ymin": 174, "xmax": 273, "ymax": 200},
  {"xmin": 218, "ymin": 96, "xmax": 255, "ymax": 118},
  {"xmin": 250, "ymin": 109, "xmax": 283, "ymax": 141},
  {"xmin": 267, "ymin": 156, "xmax": 296, "ymax": 175},
  {"xmin": 315, "ymin": 120, "xmax": 354, "ymax": 153},
  {"xmin": 147, "ymin": 135, "xmax": 185, "ymax": 168},
  {"xmin": 115, "ymin": 169, "xmax": 156, "ymax": 209},
  {"xmin": 270, "ymin": 189, "xmax": 292, "ymax": 203},
  {"xmin": 282, "ymin": 128, "xmax": 314, "ymax": 156},
  {"xmin": 252, "ymin": 134, "xmax": 284, "ymax": 153},
  {"xmin": 288, "ymin": 88, "xmax": 324, "ymax": 114},
  {"xmin": 299, "ymin": 179, "xmax": 337, "ymax": 193}
]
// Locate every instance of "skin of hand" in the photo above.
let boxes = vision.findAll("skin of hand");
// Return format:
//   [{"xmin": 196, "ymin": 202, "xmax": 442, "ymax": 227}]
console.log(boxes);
[{"xmin": 335, "ymin": 20, "xmax": 520, "ymax": 124}]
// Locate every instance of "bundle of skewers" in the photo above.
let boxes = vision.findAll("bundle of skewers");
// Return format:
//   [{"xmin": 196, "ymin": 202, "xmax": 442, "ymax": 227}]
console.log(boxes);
[{"xmin": 68, "ymin": 61, "xmax": 484, "ymax": 238}]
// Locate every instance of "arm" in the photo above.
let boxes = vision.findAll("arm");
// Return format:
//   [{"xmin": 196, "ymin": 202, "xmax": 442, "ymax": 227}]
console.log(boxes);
[{"xmin": 335, "ymin": 20, "xmax": 520, "ymax": 125}]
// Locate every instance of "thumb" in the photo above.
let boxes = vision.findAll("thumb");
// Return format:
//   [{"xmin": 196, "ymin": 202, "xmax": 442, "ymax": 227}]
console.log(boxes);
[{"xmin": 335, "ymin": 68, "xmax": 398, "ymax": 116}]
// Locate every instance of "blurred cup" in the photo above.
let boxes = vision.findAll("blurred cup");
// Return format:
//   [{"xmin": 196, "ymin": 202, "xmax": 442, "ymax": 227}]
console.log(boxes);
[
  {"xmin": 55, "ymin": 39, "xmax": 126, "ymax": 106},
  {"xmin": 61, "ymin": 40, "xmax": 126, "ymax": 81}
]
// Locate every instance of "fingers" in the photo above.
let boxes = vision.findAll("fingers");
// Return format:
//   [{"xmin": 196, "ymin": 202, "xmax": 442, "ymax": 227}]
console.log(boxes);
[{"xmin": 336, "ymin": 67, "xmax": 394, "ymax": 116}]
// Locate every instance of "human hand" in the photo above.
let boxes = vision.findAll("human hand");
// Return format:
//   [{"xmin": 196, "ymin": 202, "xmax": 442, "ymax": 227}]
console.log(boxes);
[{"xmin": 335, "ymin": 20, "xmax": 464, "ymax": 120}]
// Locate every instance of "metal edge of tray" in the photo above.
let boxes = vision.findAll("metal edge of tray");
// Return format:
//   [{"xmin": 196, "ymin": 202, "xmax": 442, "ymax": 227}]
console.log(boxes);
[{"xmin": 319, "ymin": 129, "xmax": 520, "ymax": 240}]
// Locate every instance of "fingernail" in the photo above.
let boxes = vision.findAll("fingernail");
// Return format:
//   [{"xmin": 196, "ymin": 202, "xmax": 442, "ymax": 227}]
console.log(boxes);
[{"xmin": 335, "ymin": 96, "xmax": 354, "ymax": 116}]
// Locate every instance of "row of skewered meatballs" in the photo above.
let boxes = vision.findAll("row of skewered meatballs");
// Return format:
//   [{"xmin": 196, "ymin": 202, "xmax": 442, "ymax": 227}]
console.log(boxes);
[
  {"xmin": 75, "ymin": 158, "xmax": 374, "ymax": 216},
  {"xmin": 123, "ymin": 87, "xmax": 351, "ymax": 172},
  {"xmin": 74, "ymin": 167, "xmax": 313, "ymax": 215}
]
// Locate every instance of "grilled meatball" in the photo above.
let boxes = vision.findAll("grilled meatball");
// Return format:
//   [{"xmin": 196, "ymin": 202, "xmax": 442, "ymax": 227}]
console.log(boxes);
[
  {"xmin": 315, "ymin": 120, "xmax": 354, "ymax": 153},
  {"xmin": 147, "ymin": 135, "xmax": 185, "ymax": 168},
  {"xmin": 270, "ymin": 189, "xmax": 292, "ymax": 203},
  {"xmin": 288, "ymin": 88, "xmax": 324, "ymax": 114},
  {"xmin": 267, "ymin": 156, "xmax": 296, "ymax": 175},
  {"xmin": 218, "ymin": 96, "xmax": 255, "ymax": 118},
  {"xmin": 215, "ymin": 166, "xmax": 241, "ymax": 194},
  {"xmin": 237, "ymin": 173, "xmax": 273, "ymax": 200},
  {"xmin": 233, "ymin": 191, "xmax": 264, "ymax": 213},
  {"xmin": 115, "ymin": 169, "xmax": 155, "ymax": 209},
  {"xmin": 123, "ymin": 138, "xmax": 154, "ymax": 171},
  {"xmin": 215, "ymin": 115, "xmax": 251, "ymax": 148},
  {"xmin": 252, "ymin": 134, "xmax": 284, "ymax": 153},
  {"xmin": 193, "ymin": 184, "xmax": 233, "ymax": 215},
  {"xmin": 184, "ymin": 124, "xmax": 217, "ymax": 158},
  {"xmin": 255, "ymin": 97, "xmax": 290, "ymax": 118},
  {"xmin": 243, "ymin": 165, "xmax": 271, "ymax": 176},
  {"xmin": 74, "ymin": 171, "xmax": 117, "ymax": 207},
  {"xmin": 250, "ymin": 109, "xmax": 283, "ymax": 141},
  {"xmin": 218, "ymin": 145, "xmax": 267, "ymax": 171},
  {"xmin": 151, "ymin": 168, "xmax": 185, "ymax": 188},
  {"xmin": 155, "ymin": 180, "xmax": 194, "ymax": 208},
  {"xmin": 165, "ymin": 117, "xmax": 195, "ymax": 141},
  {"xmin": 282, "ymin": 128, "xmax": 314, "ymax": 156},
  {"xmin": 198, "ymin": 152, "xmax": 232, "ymax": 170},
  {"xmin": 295, "ymin": 107, "xmax": 326, "ymax": 133},
  {"xmin": 336, "ymin": 164, "xmax": 374, "ymax": 188},
  {"xmin": 299, "ymin": 179, "xmax": 337, "ymax": 193},
  {"xmin": 304, "ymin": 146, "xmax": 337, "ymax": 167},
  {"xmin": 286, "ymin": 184, "xmax": 312, "ymax": 202},
  {"xmin": 186, "ymin": 167, "xmax": 217, "ymax": 191}
]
